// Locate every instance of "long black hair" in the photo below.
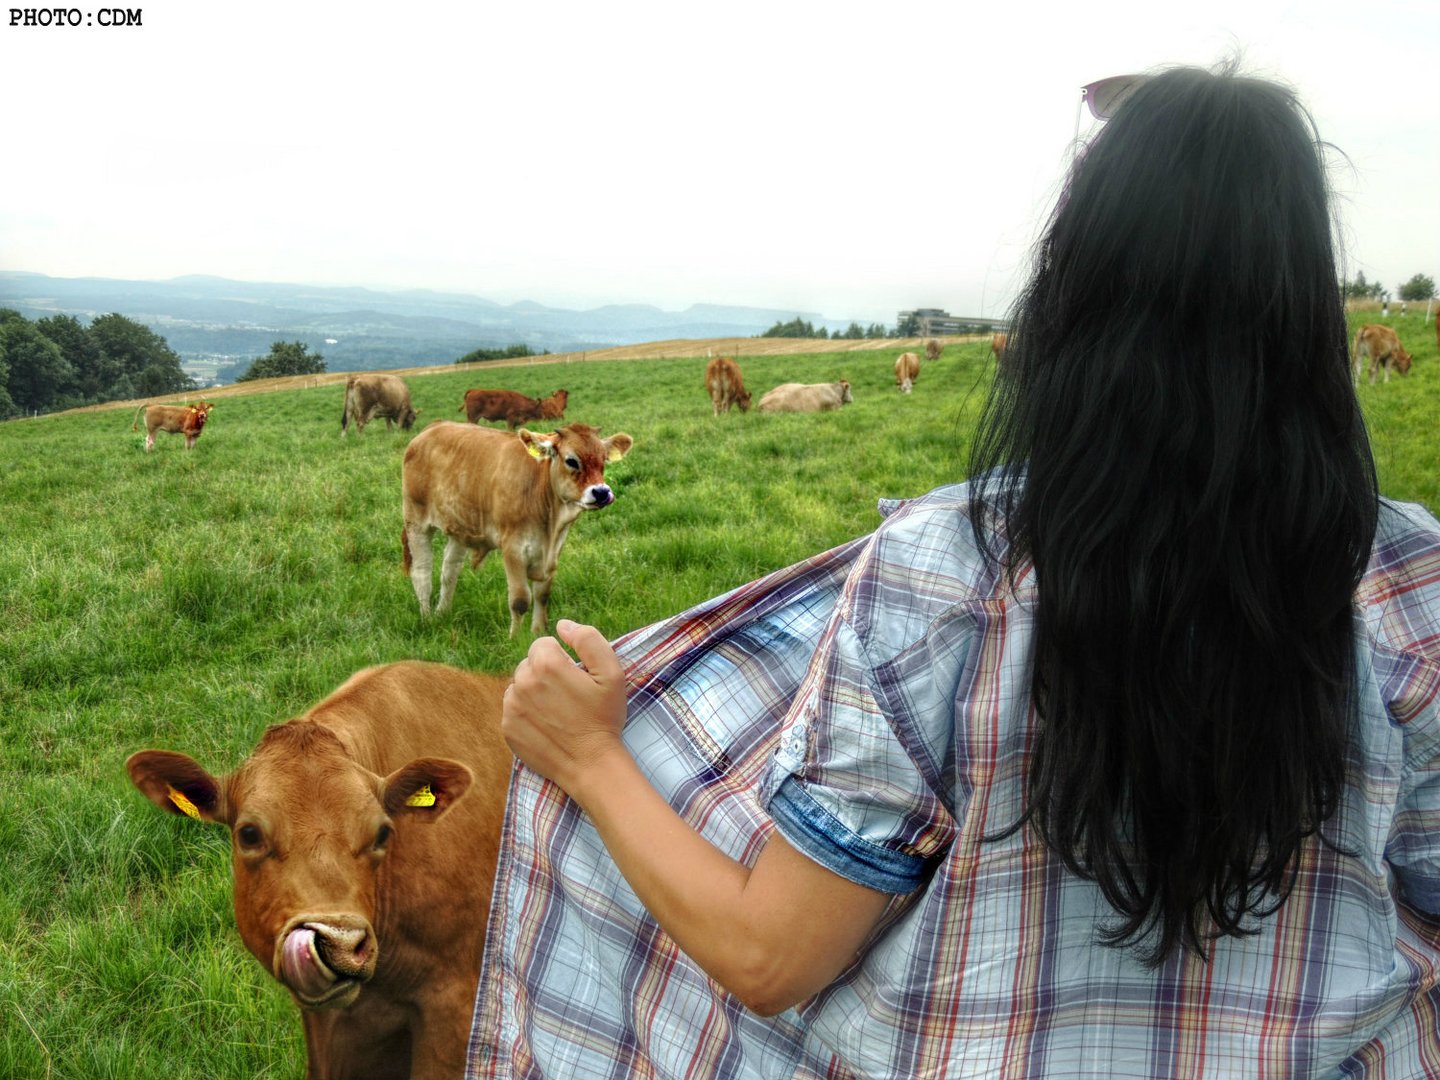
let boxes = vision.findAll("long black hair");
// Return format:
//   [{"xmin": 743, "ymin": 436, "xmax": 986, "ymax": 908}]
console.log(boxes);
[{"xmin": 970, "ymin": 64, "xmax": 1378, "ymax": 964}]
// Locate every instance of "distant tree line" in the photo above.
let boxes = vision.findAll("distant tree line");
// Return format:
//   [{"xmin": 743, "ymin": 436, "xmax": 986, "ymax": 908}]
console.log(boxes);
[
  {"xmin": 0, "ymin": 309, "xmax": 194, "ymax": 418},
  {"xmin": 455, "ymin": 344, "xmax": 550, "ymax": 364},
  {"xmin": 759, "ymin": 318, "xmax": 891, "ymax": 340},
  {"xmin": 1345, "ymin": 272, "xmax": 1437, "ymax": 303},
  {"xmin": 235, "ymin": 341, "xmax": 327, "ymax": 382}
]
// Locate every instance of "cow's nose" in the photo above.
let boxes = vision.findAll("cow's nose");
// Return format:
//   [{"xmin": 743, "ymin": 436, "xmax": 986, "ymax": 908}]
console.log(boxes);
[
  {"xmin": 312, "ymin": 920, "xmax": 376, "ymax": 980},
  {"xmin": 589, "ymin": 485, "xmax": 613, "ymax": 508}
]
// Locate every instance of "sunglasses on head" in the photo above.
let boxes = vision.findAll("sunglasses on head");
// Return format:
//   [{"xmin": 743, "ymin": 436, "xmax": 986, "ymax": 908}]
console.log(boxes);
[{"xmin": 1080, "ymin": 74, "xmax": 1148, "ymax": 121}]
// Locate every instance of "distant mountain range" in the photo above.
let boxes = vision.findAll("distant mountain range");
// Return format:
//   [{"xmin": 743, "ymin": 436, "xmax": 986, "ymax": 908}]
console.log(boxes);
[{"xmin": 0, "ymin": 272, "xmax": 846, "ymax": 380}]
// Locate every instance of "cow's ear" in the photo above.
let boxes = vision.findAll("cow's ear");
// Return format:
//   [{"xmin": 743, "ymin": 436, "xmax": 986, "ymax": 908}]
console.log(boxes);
[
  {"xmin": 603, "ymin": 433, "xmax": 634, "ymax": 463},
  {"xmin": 382, "ymin": 758, "xmax": 474, "ymax": 823},
  {"xmin": 519, "ymin": 429, "xmax": 556, "ymax": 459},
  {"xmin": 126, "ymin": 750, "xmax": 226, "ymax": 824}
]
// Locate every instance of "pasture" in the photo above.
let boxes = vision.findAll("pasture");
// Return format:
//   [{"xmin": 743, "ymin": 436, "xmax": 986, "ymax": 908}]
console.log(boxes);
[{"xmin": 2, "ymin": 319, "xmax": 1437, "ymax": 1078}]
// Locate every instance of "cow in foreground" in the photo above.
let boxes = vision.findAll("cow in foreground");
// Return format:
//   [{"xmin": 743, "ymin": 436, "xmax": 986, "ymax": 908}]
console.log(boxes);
[
  {"xmin": 460, "ymin": 388, "xmax": 568, "ymax": 429},
  {"xmin": 341, "ymin": 374, "xmax": 418, "ymax": 436},
  {"xmin": 924, "ymin": 339, "xmax": 942, "ymax": 362},
  {"xmin": 757, "ymin": 380, "xmax": 853, "ymax": 413},
  {"xmin": 705, "ymin": 356, "xmax": 751, "ymax": 415},
  {"xmin": 895, "ymin": 352, "xmax": 920, "ymax": 394},
  {"xmin": 1353, "ymin": 323, "xmax": 1414, "ymax": 385},
  {"xmin": 402, "ymin": 421, "xmax": 633, "ymax": 635},
  {"xmin": 133, "ymin": 401, "xmax": 214, "ymax": 450},
  {"xmin": 126, "ymin": 661, "xmax": 510, "ymax": 1080}
]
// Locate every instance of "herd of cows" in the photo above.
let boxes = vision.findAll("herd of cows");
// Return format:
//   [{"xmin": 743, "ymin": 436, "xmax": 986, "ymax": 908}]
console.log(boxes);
[{"xmin": 117, "ymin": 324, "xmax": 1423, "ymax": 1078}]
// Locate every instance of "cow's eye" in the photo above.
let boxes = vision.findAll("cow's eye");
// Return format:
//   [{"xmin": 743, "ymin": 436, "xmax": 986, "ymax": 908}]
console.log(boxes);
[
  {"xmin": 236, "ymin": 824, "xmax": 264, "ymax": 849},
  {"xmin": 374, "ymin": 824, "xmax": 393, "ymax": 852},
  {"xmin": 564, "ymin": 457, "xmax": 580, "ymax": 471}
]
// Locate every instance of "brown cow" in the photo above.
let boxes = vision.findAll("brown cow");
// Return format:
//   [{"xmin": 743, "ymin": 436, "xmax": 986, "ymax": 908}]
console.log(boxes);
[
  {"xmin": 757, "ymin": 380, "xmax": 853, "ymax": 413},
  {"xmin": 895, "ymin": 352, "xmax": 920, "ymax": 394},
  {"xmin": 341, "ymin": 374, "xmax": 418, "ymax": 436},
  {"xmin": 132, "ymin": 401, "xmax": 214, "ymax": 451},
  {"xmin": 402, "ymin": 421, "xmax": 633, "ymax": 635},
  {"xmin": 460, "ymin": 388, "xmax": 568, "ymax": 429},
  {"xmin": 126, "ymin": 661, "xmax": 510, "ymax": 1080},
  {"xmin": 1353, "ymin": 324, "xmax": 1414, "ymax": 385},
  {"xmin": 990, "ymin": 333, "xmax": 1009, "ymax": 362},
  {"xmin": 925, "ymin": 339, "xmax": 942, "ymax": 362},
  {"xmin": 705, "ymin": 356, "xmax": 751, "ymax": 415}
]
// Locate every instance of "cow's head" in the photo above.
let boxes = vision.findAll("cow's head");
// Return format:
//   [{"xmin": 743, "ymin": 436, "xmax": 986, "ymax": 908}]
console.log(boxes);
[
  {"xmin": 126, "ymin": 728, "xmax": 472, "ymax": 1010},
  {"xmin": 1395, "ymin": 348, "xmax": 1414, "ymax": 377},
  {"xmin": 519, "ymin": 422, "xmax": 633, "ymax": 510},
  {"xmin": 736, "ymin": 388, "xmax": 752, "ymax": 412},
  {"xmin": 400, "ymin": 406, "xmax": 419, "ymax": 430},
  {"xmin": 838, "ymin": 380, "xmax": 853, "ymax": 403},
  {"xmin": 187, "ymin": 402, "xmax": 215, "ymax": 432}
]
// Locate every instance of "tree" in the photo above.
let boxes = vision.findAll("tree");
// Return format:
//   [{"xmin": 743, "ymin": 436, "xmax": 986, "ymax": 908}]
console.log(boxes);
[
  {"xmin": 896, "ymin": 313, "xmax": 921, "ymax": 336},
  {"xmin": 87, "ymin": 313, "xmax": 192, "ymax": 397},
  {"xmin": 865, "ymin": 323, "xmax": 889, "ymax": 339},
  {"xmin": 0, "ymin": 316, "xmax": 72, "ymax": 414},
  {"xmin": 36, "ymin": 314, "xmax": 105, "ymax": 404},
  {"xmin": 1398, "ymin": 274, "xmax": 1436, "ymax": 302},
  {"xmin": 237, "ymin": 340, "xmax": 326, "ymax": 382}
]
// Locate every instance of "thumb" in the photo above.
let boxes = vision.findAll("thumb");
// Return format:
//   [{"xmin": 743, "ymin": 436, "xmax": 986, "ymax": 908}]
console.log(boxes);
[{"xmin": 556, "ymin": 620, "xmax": 622, "ymax": 681}]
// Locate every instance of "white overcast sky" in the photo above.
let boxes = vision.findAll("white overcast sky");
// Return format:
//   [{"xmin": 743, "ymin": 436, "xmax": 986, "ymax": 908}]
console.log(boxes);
[{"xmin": 1, "ymin": 0, "xmax": 1434, "ymax": 325}]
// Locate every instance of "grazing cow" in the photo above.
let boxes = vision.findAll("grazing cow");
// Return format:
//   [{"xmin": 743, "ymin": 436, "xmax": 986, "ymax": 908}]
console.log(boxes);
[
  {"xmin": 990, "ymin": 333, "xmax": 1009, "ymax": 362},
  {"xmin": 895, "ymin": 351, "xmax": 920, "ymax": 394},
  {"xmin": 341, "ymin": 374, "xmax": 418, "ymax": 436},
  {"xmin": 460, "ymin": 388, "xmax": 568, "ymax": 429},
  {"xmin": 132, "ymin": 401, "xmax": 214, "ymax": 451},
  {"xmin": 402, "ymin": 421, "xmax": 633, "ymax": 635},
  {"xmin": 126, "ymin": 661, "xmax": 510, "ymax": 1080},
  {"xmin": 1353, "ymin": 324, "xmax": 1414, "ymax": 385},
  {"xmin": 756, "ymin": 380, "xmax": 853, "ymax": 413},
  {"xmin": 704, "ymin": 356, "xmax": 751, "ymax": 415},
  {"xmin": 925, "ymin": 339, "xmax": 942, "ymax": 363}
]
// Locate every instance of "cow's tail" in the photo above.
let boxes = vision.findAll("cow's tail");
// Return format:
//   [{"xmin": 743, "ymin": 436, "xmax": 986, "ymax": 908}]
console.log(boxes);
[
  {"xmin": 341, "ymin": 375, "xmax": 356, "ymax": 433},
  {"xmin": 131, "ymin": 404, "xmax": 146, "ymax": 432},
  {"xmin": 402, "ymin": 527, "xmax": 412, "ymax": 576}
]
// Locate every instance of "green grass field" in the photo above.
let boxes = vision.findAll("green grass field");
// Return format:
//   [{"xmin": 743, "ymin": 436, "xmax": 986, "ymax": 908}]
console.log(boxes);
[{"xmin": 2, "ymin": 318, "xmax": 1436, "ymax": 1078}]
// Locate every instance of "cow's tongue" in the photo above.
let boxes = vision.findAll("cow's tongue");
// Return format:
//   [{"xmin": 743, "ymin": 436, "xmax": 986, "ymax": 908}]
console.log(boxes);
[{"xmin": 280, "ymin": 927, "xmax": 337, "ymax": 999}]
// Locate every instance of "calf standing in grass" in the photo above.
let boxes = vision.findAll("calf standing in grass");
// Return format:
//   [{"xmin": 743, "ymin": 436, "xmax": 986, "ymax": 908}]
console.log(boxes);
[
  {"xmin": 126, "ymin": 661, "xmax": 510, "ymax": 1080},
  {"xmin": 705, "ymin": 356, "xmax": 751, "ymax": 415},
  {"xmin": 460, "ymin": 388, "xmax": 568, "ymax": 429},
  {"xmin": 402, "ymin": 421, "xmax": 633, "ymax": 635},
  {"xmin": 341, "ymin": 374, "xmax": 418, "ymax": 436},
  {"xmin": 895, "ymin": 351, "xmax": 920, "ymax": 393},
  {"xmin": 133, "ymin": 401, "xmax": 214, "ymax": 450}
]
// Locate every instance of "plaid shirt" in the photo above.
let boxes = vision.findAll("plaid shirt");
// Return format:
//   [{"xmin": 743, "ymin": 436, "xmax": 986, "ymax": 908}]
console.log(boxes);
[{"xmin": 468, "ymin": 484, "xmax": 1440, "ymax": 1079}]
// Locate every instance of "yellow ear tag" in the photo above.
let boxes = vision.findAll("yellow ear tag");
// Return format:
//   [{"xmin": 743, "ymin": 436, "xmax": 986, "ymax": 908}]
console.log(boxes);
[
  {"xmin": 524, "ymin": 441, "xmax": 545, "ymax": 460},
  {"xmin": 167, "ymin": 785, "xmax": 203, "ymax": 820},
  {"xmin": 406, "ymin": 784, "xmax": 437, "ymax": 807}
]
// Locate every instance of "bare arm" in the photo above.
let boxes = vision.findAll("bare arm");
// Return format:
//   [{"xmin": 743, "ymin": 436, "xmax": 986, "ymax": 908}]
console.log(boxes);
[{"xmin": 502, "ymin": 620, "xmax": 894, "ymax": 1015}]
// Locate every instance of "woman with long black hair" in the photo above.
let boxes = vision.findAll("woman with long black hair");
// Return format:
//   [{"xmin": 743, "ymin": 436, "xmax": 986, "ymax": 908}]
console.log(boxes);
[{"xmin": 472, "ymin": 65, "xmax": 1440, "ymax": 1078}]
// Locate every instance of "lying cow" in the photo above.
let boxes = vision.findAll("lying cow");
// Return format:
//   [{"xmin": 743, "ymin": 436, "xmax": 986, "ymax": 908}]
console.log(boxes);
[
  {"xmin": 705, "ymin": 356, "xmax": 751, "ymax": 415},
  {"xmin": 460, "ymin": 388, "xmax": 568, "ymax": 429},
  {"xmin": 925, "ymin": 339, "xmax": 942, "ymax": 362},
  {"xmin": 756, "ymin": 380, "xmax": 853, "ymax": 413},
  {"xmin": 341, "ymin": 374, "xmax": 418, "ymax": 436},
  {"xmin": 1353, "ymin": 323, "xmax": 1414, "ymax": 385},
  {"xmin": 402, "ymin": 421, "xmax": 633, "ymax": 635},
  {"xmin": 132, "ymin": 401, "xmax": 214, "ymax": 451},
  {"xmin": 126, "ymin": 661, "xmax": 510, "ymax": 1080},
  {"xmin": 895, "ymin": 351, "xmax": 920, "ymax": 394}
]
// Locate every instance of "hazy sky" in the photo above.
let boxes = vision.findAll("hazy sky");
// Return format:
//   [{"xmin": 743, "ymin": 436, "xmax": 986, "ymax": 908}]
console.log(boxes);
[{"xmin": 1, "ymin": 0, "xmax": 1434, "ymax": 325}]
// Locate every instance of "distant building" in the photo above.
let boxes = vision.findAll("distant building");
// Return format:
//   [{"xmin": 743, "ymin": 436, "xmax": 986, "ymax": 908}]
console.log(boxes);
[{"xmin": 898, "ymin": 307, "xmax": 1007, "ymax": 336}]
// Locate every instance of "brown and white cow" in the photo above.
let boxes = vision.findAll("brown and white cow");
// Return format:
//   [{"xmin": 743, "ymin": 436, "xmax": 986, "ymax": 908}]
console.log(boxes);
[
  {"xmin": 132, "ymin": 401, "xmax": 215, "ymax": 451},
  {"xmin": 895, "ymin": 352, "xmax": 920, "ymax": 394},
  {"xmin": 126, "ymin": 661, "xmax": 510, "ymax": 1080},
  {"xmin": 704, "ymin": 356, "xmax": 751, "ymax": 415},
  {"xmin": 341, "ymin": 374, "xmax": 418, "ymax": 436},
  {"xmin": 402, "ymin": 421, "xmax": 633, "ymax": 635},
  {"xmin": 924, "ymin": 339, "xmax": 942, "ymax": 363},
  {"xmin": 460, "ymin": 388, "xmax": 568, "ymax": 429},
  {"xmin": 1353, "ymin": 324, "xmax": 1414, "ymax": 385},
  {"xmin": 756, "ymin": 380, "xmax": 853, "ymax": 413},
  {"xmin": 990, "ymin": 333, "xmax": 1009, "ymax": 363}
]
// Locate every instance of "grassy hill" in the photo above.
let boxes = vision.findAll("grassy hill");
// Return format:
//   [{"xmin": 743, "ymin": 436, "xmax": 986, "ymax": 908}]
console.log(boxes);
[{"xmin": 2, "ymin": 319, "xmax": 1436, "ymax": 1077}]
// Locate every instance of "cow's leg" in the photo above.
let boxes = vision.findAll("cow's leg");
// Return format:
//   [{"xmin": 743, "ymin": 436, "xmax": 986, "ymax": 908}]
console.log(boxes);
[
  {"xmin": 501, "ymin": 549, "xmax": 534, "ymax": 636},
  {"xmin": 530, "ymin": 569, "xmax": 555, "ymax": 636},
  {"xmin": 406, "ymin": 525, "xmax": 436, "ymax": 616},
  {"xmin": 435, "ymin": 536, "xmax": 469, "ymax": 615},
  {"xmin": 145, "ymin": 430, "xmax": 156, "ymax": 451}
]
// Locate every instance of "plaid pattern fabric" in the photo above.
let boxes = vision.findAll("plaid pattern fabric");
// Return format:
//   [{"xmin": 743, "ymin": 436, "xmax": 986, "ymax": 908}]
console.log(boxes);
[{"xmin": 468, "ymin": 486, "xmax": 1440, "ymax": 1079}]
